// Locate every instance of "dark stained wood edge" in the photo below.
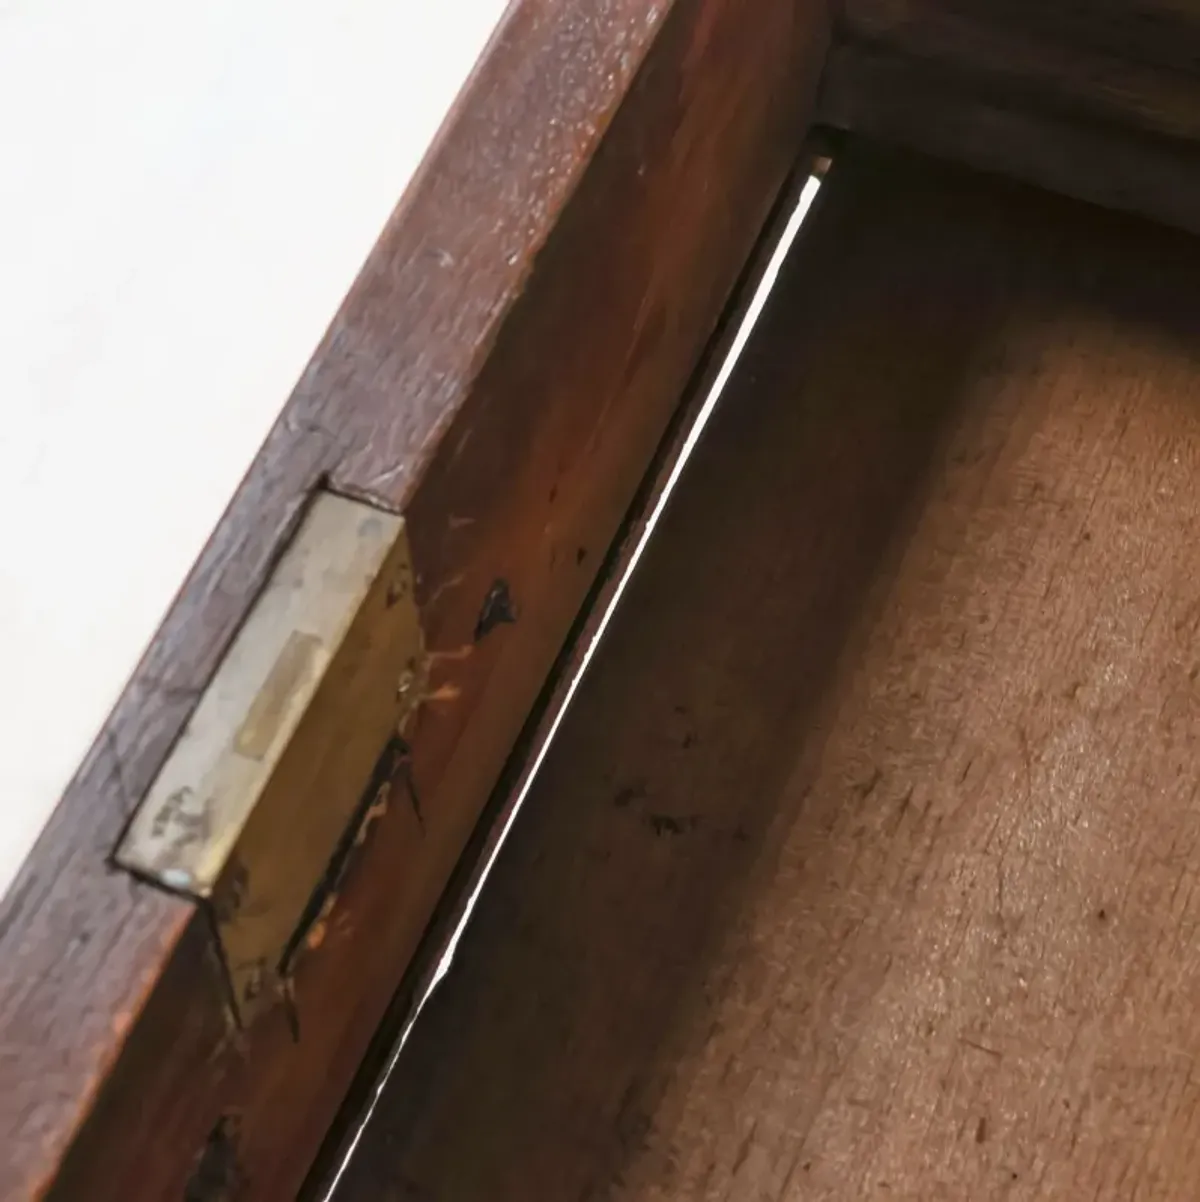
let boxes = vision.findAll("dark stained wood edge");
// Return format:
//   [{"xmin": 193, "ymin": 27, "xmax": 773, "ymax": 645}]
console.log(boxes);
[
  {"xmin": 936, "ymin": 0, "xmax": 1200, "ymax": 78},
  {"xmin": 818, "ymin": 39, "xmax": 1200, "ymax": 241},
  {"xmin": 840, "ymin": 0, "xmax": 1200, "ymax": 145},
  {"xmin": 2, "ymin": 0, "xmax": 831, "ymax": 1198},
  {"xmin": 301, "ymin": 154, "xmax": 830, "ymax": 1199}
]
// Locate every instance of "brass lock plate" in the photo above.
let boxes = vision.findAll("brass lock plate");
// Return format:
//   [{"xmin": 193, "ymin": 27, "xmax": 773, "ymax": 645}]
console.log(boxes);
[{"xmin": 115, "ymin": 491, "xmax": 424, "ymax": 1023}]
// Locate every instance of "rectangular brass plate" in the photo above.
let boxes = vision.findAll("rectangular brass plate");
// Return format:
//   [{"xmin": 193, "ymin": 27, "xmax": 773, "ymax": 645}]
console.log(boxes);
[{"xmin": 115, "ymin": 491, "xmax": 424, "ymax": 1022}]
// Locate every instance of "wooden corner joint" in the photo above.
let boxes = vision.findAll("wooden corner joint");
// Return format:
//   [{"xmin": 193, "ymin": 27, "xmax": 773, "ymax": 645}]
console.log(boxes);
[{"xmin": 113, "ymin": 490, "xmax": 427, "ymax": 1026}]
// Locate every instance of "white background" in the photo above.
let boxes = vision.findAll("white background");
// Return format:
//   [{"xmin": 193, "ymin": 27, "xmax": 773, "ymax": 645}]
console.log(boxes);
[{"xmin": 0, "ymin": 0, "xmax": 509, "ymax": 902}]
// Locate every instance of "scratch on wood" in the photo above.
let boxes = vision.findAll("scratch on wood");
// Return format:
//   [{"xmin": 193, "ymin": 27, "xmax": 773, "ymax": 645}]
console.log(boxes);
[
  {"xmin": 960, "ymin": 1036, "xmax": 1002, "ymax": 1058},
  {"xmin": 105, "ymin": 728, "xmax": 138, "ymax": 820}
]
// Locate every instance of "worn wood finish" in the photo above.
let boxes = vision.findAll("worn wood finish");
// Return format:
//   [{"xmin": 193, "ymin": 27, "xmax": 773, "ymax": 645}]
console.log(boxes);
[
  {"xmin": 306, "ymin": 161, "xmax": 828, "ymax": 1192},
  {"xmin": 841, "ymin": 0, "xmax": 1200, "ymax": 144},
  {"xmin": 330, "ymin": 149, "xmax": 1200, "ymax": 1200},
  {"xmin": 819, "ymin": 41, "xmax": 1200, "ymax": 239},
  {"xmin": 3, "ymin": 0, "xmax": 830, "ymax": 1198},
  {"xmin": 841, "ymin": 0, "xmax": 1200, "ymax": 78}
]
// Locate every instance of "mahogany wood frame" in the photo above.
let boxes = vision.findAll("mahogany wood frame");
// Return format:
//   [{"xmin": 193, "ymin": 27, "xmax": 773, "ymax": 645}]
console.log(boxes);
[
  {"xmin": 4, "ymin": 1, "xmax": 1199, "ymax": 1198},
  {"xmin": 1, "ymin": 1, "xmax": 829, "ymax": 1198}
]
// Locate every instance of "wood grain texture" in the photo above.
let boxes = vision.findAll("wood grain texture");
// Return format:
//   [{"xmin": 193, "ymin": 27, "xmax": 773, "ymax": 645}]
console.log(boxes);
[
  {"xmin": 842, "ymin": 0, "xmax": 1200, "ymax": 76},
  {"xmin": 841, "ymin": 0, "xmax": 1200, "ymax": 144},
  {"xmin": 3, "ymin": 0, "xmax": 830, "ymax": 1198},
  {"xmin": 842, "ymin": 1, "xmax": 1200, "ymax": 57},
  {"xmin": 818, "ymin": 40, "xmax": 1200, "ymax": 240},
  {"xmin": 305, "ymin": 161, "xmax": 829, "ymax": 1192},
  {"xmin": 330, "ymin": 148, "xmax": 1200, "ymax": 1201}
]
